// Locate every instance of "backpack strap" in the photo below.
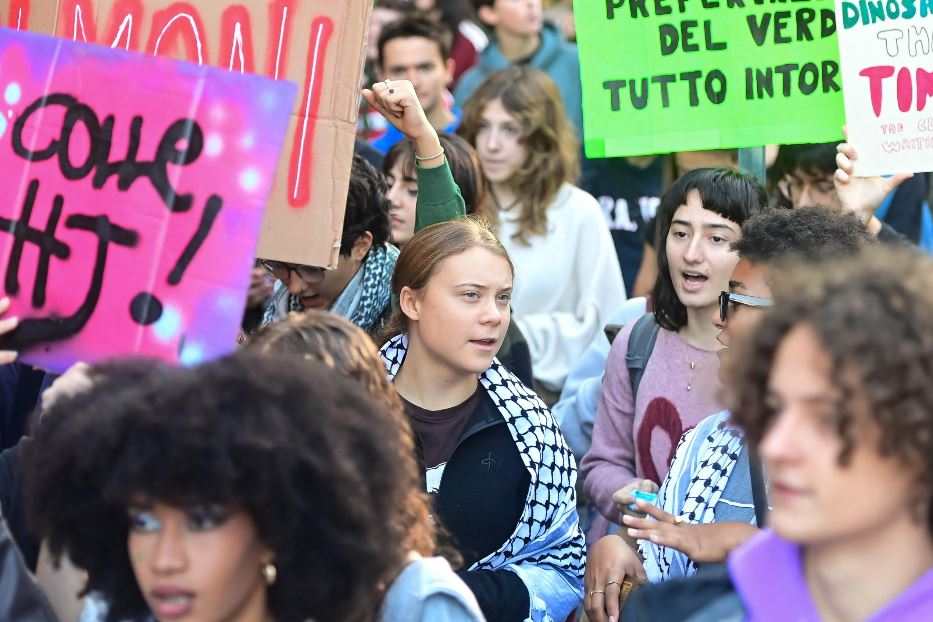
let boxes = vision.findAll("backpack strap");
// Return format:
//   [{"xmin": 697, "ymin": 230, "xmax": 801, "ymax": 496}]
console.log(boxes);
[
  {"xmin": 625, "ymin": 313, "xmax": 662, "ymax": 401},
  {"xmin": 747, "ymin": 447, "xmax": 769, "ymax": 528}
]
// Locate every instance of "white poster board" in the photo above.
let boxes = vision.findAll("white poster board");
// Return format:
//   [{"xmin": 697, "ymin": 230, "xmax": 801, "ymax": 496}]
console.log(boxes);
[{"xmin": 835, "ymin": 0, "xmax": 933, "ymax": 175}]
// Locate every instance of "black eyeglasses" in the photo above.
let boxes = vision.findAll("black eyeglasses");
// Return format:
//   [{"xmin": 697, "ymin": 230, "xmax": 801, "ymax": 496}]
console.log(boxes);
[
  {"xmin": 719, "ymin": 291, "xmax": 774, "ymax": 322},
  {"xmin": 260, "ymin": 259, "xmax": 326, "ymax": 284}
]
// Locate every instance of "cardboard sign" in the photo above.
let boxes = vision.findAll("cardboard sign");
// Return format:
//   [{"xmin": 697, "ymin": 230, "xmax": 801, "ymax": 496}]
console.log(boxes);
[
  {"xmin": 0, "ymin": 0, "xmax": 372, "ymax": 268},
  {"xmin": 835, "ymin": 0, "xmax": 933, "ymax": 175},
  {"xmin": 0, "ymin": 27, "xmax": 296, "ymax": 372},
  {"xmin": 575, "ymin": 0, "xmax": 846, "ymax": 158}
]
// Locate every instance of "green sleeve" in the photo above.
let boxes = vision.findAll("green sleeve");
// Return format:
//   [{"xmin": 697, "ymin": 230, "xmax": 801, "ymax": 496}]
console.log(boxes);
[{"xmin": 414, "ymin": 160, "xmax": 466, "ymax": 234}]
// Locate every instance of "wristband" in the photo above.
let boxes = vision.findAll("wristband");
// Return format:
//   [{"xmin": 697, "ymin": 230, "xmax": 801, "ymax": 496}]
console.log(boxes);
[{"xmin": 414, "ymin": 146, "xmax": 445, "ymax": 162}]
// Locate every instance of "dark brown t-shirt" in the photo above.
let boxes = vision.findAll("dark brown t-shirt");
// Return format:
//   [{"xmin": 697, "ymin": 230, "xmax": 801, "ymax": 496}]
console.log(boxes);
[{"xmin": 402, "ymin": 387, "xmax": 483, "ymax": 494}]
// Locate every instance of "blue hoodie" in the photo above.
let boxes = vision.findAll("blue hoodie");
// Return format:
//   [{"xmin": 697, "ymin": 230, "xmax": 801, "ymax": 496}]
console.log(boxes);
[{"xmin": 453, "ymin": 22, "xmax": 583, "ymax": 134}]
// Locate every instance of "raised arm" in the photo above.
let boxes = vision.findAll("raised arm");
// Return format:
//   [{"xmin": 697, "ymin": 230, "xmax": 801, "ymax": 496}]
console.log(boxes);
[{"xmin": 363, "ymin": 80, "xmax": 465, "ymax": 232}]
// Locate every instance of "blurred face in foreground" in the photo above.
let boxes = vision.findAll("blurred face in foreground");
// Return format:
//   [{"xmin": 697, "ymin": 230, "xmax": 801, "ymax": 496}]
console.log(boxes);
[
  {"xmin": 760, "ymin": 325, "xmax": 921, "ymax": 547},
  {"xmin": 128, "ymin": 501, "xmax": 273, "ymax": 622}
]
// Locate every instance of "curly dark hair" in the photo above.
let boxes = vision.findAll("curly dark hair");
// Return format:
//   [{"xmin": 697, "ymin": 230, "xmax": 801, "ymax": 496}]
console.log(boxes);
[
  {"xmin": 26, "ymin": 354, "xmax": 415, "ymax": 622},
  {"xmin": 731, "ymin": 205, "xmax": 874, "ymax": 264},
  {"xmin": 343, "ymin": 153, "xmax": 392, "ymax": 255},
  {"xmin": 730, "ymin": 246, "xmax": 933, "ymax": 531},
  {"xmin": 653, "ymin": 167, "xmax": 767, "ymax": 331}
]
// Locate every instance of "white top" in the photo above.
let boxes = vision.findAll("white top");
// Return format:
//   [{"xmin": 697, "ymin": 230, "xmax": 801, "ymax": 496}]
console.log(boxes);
[
  {"xmin": 500, "ymin": 183, "xmax": 627, "ymax": 391},
  {"xmin": 379, "ymin": 555, "xmax": 486, "ymax": 622}
]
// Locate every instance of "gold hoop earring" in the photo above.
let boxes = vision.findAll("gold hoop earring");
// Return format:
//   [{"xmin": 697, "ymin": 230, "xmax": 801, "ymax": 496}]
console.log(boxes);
[{"xmin": 262, "ymin": 562, "xmax": 277, "ymax": 586}]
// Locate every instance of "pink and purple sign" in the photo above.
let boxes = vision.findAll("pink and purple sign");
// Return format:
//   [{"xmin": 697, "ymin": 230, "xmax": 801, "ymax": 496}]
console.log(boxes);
[{"xmin": 0, "ymin": 27, "xmax": 296, "ymax": 372}]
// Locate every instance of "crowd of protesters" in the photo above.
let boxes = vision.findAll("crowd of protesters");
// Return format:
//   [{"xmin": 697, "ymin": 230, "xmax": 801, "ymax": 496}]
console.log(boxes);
[{"xmin": 2, "ymin": 0, "xmax": 933, "ymax": 621}]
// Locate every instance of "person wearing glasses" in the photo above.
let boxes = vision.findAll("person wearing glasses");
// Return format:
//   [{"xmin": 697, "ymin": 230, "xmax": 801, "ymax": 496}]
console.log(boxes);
[
  {"xmin": 259, "ymin": 79, "xmax": 467, "ymax": 337},
  {"xmin": 583, "ymin": 206, "xmax": 873, "ymax": 622},
  {"xmin": 772, "ymin": 141, "xmax": 927, "ymax": 248},
  {"xmin": 580, "ymin": 168, "xmax": 764, "ymax": 544},
  {"xmin": 625, "ymin": 244, "xmax": 933, "ymax": 622}
]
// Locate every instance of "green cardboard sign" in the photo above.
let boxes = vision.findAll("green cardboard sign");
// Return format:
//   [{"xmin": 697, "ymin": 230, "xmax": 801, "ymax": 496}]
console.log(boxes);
[{"xmin": 575, "ymin": 0, "xmax": 846, "ymax": 158}]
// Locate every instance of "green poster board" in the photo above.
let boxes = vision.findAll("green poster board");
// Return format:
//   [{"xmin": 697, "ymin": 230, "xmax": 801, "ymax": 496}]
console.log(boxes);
[{"xmin": 575, "ymin": 0, "xmax": 846, "ymax": 158}]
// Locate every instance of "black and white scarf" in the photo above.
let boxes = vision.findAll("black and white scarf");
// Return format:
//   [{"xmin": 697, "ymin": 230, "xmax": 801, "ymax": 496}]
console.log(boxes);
[
  {"xmin": 262, "ymin": 244, "xmax": 398, "ymax": 332},
  {"xmin": 381, "ymin": 334, "xmax": 585, "ymax": 621}
]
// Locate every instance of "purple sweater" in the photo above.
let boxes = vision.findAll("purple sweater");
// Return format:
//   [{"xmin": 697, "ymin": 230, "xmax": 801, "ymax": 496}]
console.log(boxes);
[
  {"xmin": 730, "ymin": 530, "xmax": 933, "ymax": 621},
  {"xmin": 579, "ymin": 321, "xmax": 724, "ymax": 534}
]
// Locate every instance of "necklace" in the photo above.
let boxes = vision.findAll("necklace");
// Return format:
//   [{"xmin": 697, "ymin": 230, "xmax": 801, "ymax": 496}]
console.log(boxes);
[
  {"xmin": 687, "ymin": 360, "xmax": 697, "ymax": 392},
  {"xmin": 490, "ymin": 187, "xmax": 522, "ymax": 213}
]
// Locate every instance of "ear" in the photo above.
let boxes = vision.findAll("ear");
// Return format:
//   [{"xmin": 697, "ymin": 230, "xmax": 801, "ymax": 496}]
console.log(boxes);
[
  {"xmin": 444, "ymin": 58, "xmax": 456, "ymax": 86},
  {"xmin": 399, "ymin": 285, "xmax": 421, "ymax": 322},
  {"xmin": 350, "ymin": 232, "xmax": 374, "ymax": 261},
  {"xmin": 477, "ymin": 5, "xmax": 498, "ymax": 27}
]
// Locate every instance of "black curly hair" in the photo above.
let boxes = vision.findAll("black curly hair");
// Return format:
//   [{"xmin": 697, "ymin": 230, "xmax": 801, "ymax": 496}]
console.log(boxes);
[
  {"xmin": 653, "ymin": 167, "xmax": 768, "ymax": 331},
  {"xmin": 26, "ymin": 354, "xmax": 414, "ymax": 622},
  {"xmin": 731, "ymin": 205, "xmax": 874, "ymax": 264},
  {"xmin": 731, "ymin": 246, "xmax": 933, "ymax": 531},
  {"xmin": 343, "ymin": 153, "xmax": 392, "ymax": 256}
]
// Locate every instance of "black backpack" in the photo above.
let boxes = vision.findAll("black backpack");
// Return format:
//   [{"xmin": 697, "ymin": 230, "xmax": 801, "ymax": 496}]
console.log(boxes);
[{"xmin": 604, "ymin": 312, "xmax": 661, "ymax": 401}]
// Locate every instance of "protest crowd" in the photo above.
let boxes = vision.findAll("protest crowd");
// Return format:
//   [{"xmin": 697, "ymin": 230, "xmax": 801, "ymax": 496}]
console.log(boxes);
[{"xmin": 3, "ymin": 0, "xmax": 933, "ymax": 621}]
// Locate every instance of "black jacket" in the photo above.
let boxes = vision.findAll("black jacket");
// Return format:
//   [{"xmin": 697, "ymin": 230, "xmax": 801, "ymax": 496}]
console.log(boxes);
[
  {"xmin": 0, "ymin": 513, "xmax": 57, "ymax": 622},
  {"xmin": 415, "ymin": 390, "xmax": 532, "ymax": 622},
  {"xmin": 0, "ymin": 444, "xmax": 39, "ymax": 571},
  {"xmin": 622, "ymin": 564, "xmax": 742, "ymax": 622}
]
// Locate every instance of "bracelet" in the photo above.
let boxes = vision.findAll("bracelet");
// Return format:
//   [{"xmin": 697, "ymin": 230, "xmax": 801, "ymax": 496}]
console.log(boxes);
[{"xmin": 414, "ymin": 146, "xmax": 445, "ymax": 162}]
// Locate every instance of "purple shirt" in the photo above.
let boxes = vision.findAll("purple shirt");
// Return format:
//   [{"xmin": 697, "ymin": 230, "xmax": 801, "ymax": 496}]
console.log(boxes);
[{"xmin": 730, "ymin": 530, "xmax": 933, "ymax": 621}]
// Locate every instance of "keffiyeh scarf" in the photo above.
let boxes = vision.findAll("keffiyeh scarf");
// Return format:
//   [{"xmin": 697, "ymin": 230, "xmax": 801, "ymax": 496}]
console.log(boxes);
[
  {"xmin": 381, "ymin": 334, "xmax": 585, "ymax": 622},
  {"xmin": 262, "ymin": 243, "xmax": 399, "ymax": 331}
]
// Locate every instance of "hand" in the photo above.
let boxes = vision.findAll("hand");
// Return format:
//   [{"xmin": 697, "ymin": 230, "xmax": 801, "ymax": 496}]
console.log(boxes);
[
  {"xmin": 834, "ymin": 128, "xmax": 912, "ymax": 226},
  {"xmin": 41, "ymin": 362, "xmax": 93, "ymax": 414},
  {"xmin": 622, "ymin": 498, "xmax": 759, "ymax": 564},
  {"xmin": 0, "ymin": 297, "xmax": 18, "ymax": 365},
  {"xmin": 584, "ymin": 534, "xmax": 646, "ymax": 622},
  {"xmin": 247, "ymin": 267, "xmax": 274, "ymax": 309},
  {"xmin": 362, "ymin": 80, "xmax": 442, "ymax": 161},
  {"xmin": 611, "ymin": 479, "xmax": 659, "ymax": 518}
]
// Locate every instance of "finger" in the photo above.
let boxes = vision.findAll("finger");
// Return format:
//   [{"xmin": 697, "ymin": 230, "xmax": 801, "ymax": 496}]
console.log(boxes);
[
  {"xmin": 585, "ymin": 590, "xmax": 609, "ymax": 622},
  {"xmin": 885, "ymin": 172, "xmax": 914, "ymax": 192},
  {"xmin": 639, "ymin": 480, "xmax": 660, "ymax": 494},
  {"xmin": 365, "ymin": 90, "xmax": 402, "ymax": 120},
  {"xmin": 0, "ymin": 351, "xmax": 16, "ymax": 365},
  {"xmin": 0, "ymin": 316, "xmax": 19, "ymax": 335},
  {"xmin": 834, "ymin": 169, "xmax": 850, "ymax": 185},
  {"xmin": 611, "ymin": 489, "xmax": 635, "ymax": 505},
  {"xmin": 382, "ymin": 89, "xmax": 410, "ymax": 114},
  {"xmin": 621, "ymin": 514, "xmax": 655, "ymax": 530},
  {"xmin": 605, "ymin": 582, "xmax": 622, "ymax": 621},
  {"xmin": 836, "ymin": 142, "xmax": 856, "ymax": 158},
  {"xmin": 636, "ymin": 498, "xmax": 675, "ymax": 522},
  {"xmin": 835, "ymin": 151, "xmax": 853, "ymax": 173}
]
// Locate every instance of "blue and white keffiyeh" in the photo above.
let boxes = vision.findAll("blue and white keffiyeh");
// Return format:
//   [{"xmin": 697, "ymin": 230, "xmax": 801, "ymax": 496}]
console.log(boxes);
[{"xmin": 381, "ymin": 334, "xmax": 585, "ymax": 622}]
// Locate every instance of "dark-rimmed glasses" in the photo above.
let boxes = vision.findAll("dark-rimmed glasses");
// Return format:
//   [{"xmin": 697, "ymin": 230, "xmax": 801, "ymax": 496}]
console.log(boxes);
[
  {"xmin": 719, "ymin": 291, "xmax": 773, "ymax": 322},
  {"xmin": 260, "ymin": 259, "xmax": 326, "ymax": 284}
]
